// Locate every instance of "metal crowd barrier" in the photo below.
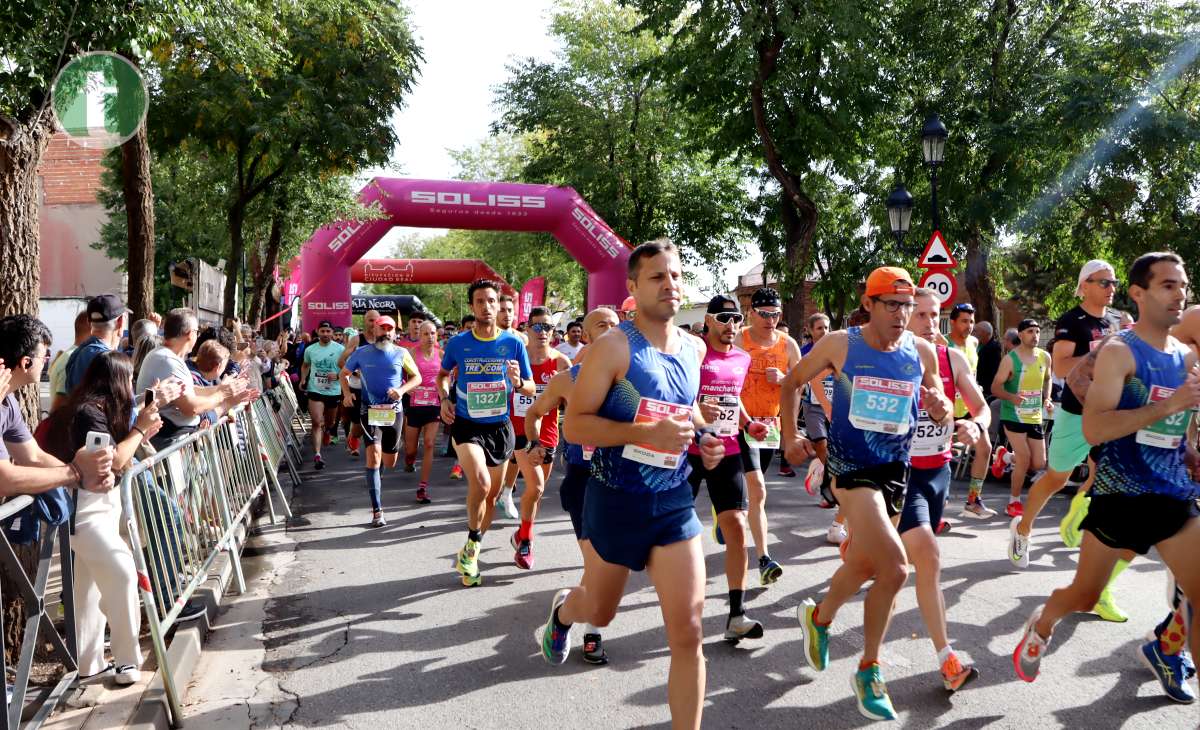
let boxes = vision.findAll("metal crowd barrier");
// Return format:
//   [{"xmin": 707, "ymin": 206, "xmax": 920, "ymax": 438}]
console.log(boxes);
[
  {"xmin": 0, "ymin": 497, "xmax": 77, "ymax": 730},
  {"xmin": 119, "ymin": 387, "xmax": 295, "ymax": 726}
]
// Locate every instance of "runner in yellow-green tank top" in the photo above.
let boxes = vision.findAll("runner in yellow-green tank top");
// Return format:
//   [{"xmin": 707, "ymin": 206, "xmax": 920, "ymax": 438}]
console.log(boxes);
[{"xmin": 991, "ymin": 319, "xmax": 1053, "ymax": 518}]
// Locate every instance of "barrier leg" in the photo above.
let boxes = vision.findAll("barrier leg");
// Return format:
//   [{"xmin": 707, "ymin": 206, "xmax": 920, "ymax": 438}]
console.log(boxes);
[{"xmin": 265, "ymin": 462, "xmax": 294, "ymax": 520}]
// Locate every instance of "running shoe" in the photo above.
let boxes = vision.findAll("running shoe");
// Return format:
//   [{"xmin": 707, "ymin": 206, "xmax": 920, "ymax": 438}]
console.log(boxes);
[
  {"xmin": 851, "ymin": 663, "xmax": 897, "ymax": 721},
  {"xmin": 511, "ymin": 530, "xmax": 534, "ymax": 570},
  {"xmin": 415, "ymin": 484, "xmax": 431, "ymax": 504},
  {"xmin": 329, "ymin": 434, "xmax": 339, "ymax": 445},
  {"xmin": 990, "ymin": 446, "xmax": 1009, "ymax": 478},
  {"xmin": 778, "ymin": 465, "xmax": 796, "ymax": 478},
  {"xmin": 1139, "ymin": 639, "xmax": 1196, "ymax": 704},
  {"xmin": 323, "ymin": 431, "xmax": 332, "ymax": 447},
  {"xmin": 797, "ymin": 598, "xmax": 828, "ymax": 672},
  {"xmin": 500, "ymin": 488, "xmax": 519, "ymax": 520},
  {"xmin": 314, "ymin": 454, "xmax": 325, "ymax": 471},
  {"xmin": 1060, "ymin": 492, "xmax": 1090, "ymax": 548},
  {"xmin": 113, "ymin": 664, "xmax": 141, "ymax": 686},
  {"xmin": 818, "ymin": 498, "xmax": 836, "ymax": 509},
  {"xmin": 1005, "ymin": 500, "xmax": 1023, "ymax": 518},
  {"xmin": 449, "ymin": 464, "xmax": 464, "ymax": 480},
  {"xmin": 404, "ymin": 459, "xmax": 415, "ymax": 473},
  {"xmin": 1013, "ymin": 607, "xmax": 1050, "ymax": 682},
  {"xmin": 940, "ymin": 651, "xmax": 979, "ymax": 692},
  {"xmin": 1008, "ymin": 516, "xmax": 1030, "ymax": 568},
  {"xmin": 455, "ymin": 539, "xmax": 480, "ymax": 586},
  {"xmin": 724, "ymin": 613, "xmax": 764, "ymax": 642},
  {"xmin": 371, "ymin": 510, "xmax": 386, "ymax": 528},
  {"xmin": 1093, "ymin": 589, "xmax": 1128, "ymax": 623},
  {"xmin": 582, "ymin": 633, "xmax": 609, "ymax": 665},
  {"xmin": 347, "ymin": 435, "xmax": 360, "ymax": 455},
  {"xmin": 711, "ymin": 505, "xmax": 725, "ymax": 545},
  {"xmin": 804, "ymin": 459, "xmax": 824, "ymax": 496},
  {"xmin": 826, "ymin": 520, "xmax": 847, "ymax": 545},
  {"xmin": 936, "ymin": 519, "xmax": 951, "ymax": 536},
  {"xmin": 960, "ymin": 498, "xmax": 996, "ymax": 519},
  {"xmin": 537, "ymin": 589, "xmax": 573, "ymax": 665},
  {"xmin": 758, "ymin": 555, "xmax": 783, "ymax": 585}
]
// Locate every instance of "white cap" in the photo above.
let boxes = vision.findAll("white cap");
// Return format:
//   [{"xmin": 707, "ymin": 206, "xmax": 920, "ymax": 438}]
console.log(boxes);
[{"xmin": 1075, "ymin": 259, "xmax": 1115, "ymax": 297}]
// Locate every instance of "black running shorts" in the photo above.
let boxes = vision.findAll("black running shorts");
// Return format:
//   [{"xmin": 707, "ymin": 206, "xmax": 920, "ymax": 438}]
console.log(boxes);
[{"xmin": 451, "ymin": 419, "xmax": 515, "ymax": 467}]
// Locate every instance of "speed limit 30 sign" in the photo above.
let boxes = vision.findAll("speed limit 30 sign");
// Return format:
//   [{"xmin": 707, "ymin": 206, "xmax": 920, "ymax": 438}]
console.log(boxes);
[{"xmin": 919, "ymin": 268, "xmax": 957, "ymax": 306}]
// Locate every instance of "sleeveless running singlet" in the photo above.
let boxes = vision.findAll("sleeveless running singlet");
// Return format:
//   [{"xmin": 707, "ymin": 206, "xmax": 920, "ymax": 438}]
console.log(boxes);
[
  {"xmin": 911, "ymin": 345, "xmax": 956, "ymax": 469},
  {"xmin": 688, "ymin": 346, "xmax": 750, "ymax": 457},
  {"xmin": 827, "ymin": 327, "xmax": 923, "ymax": 476},
  {"xmin": 562, "ymin": 364, "xmax": 592, "ymax": 466},
  {"xmin": 1093, "ymin": 330, "xmax": 1199, "ymax": 501},
  {"xmin": 947, "ymin": 335, "xmax": 978, "ymax": 418},
  {"xmin": 511, "ymin": 357, "xmax": 562, "ymax": 447},
  {"xmin": 999, "ymin": 348, "xmax": 1051, "ymax": 424},
  {"xmin": 408, "ymin": 347, "xmax": 442, "ymax": 408},
  {"xmin": 590, "ymin": 321, "xmax": 700, "ymax": 494},
  {"xmin": 739, "ymin": 330, "xmax": 789, "ymax": 418}
]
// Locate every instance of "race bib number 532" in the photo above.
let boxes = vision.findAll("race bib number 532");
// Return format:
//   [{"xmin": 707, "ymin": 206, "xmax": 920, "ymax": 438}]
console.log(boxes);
[
  {"xmin": 849, "ymin": 376, "xmax": 915, "ymax": 435},
  {"xmin": 1137, "ymin": 385, "xmax": 1192, "ymax": 449}
]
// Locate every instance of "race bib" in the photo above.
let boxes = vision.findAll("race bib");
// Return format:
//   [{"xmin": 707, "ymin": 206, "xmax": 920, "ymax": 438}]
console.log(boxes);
[
  {"xmin": 411, "ymin": 386, "xmax": 439, "ymax": 407},
  {"xmin": 466, "ymin": 381, "xmax": 508, "ymax": 419},
  {"xmin": 743, "ymin": 417, "xmax": 781, "ymax": 450},
  {"xmin": 849, "ymin": 376, "xmax": 914, "ymax": 435},
  {"xmin": 582, "ymin": 445, "xmax": 595, "ymax": 461},
  {"xmin": 512, "ymin": 384, "xmax": 545, "ymax": 418},
  {"xmin": 622, "ymin": 397, "xmax": 691, "ymax": 469},
  {"xmin": 367, "ymin": 403, "xmax": 399, "ymax": 427},
  {"xmin": 1016, "ymin": 389, "xmax": 1043, "ymax": 424},
  {"xmin": 911, "ymin": 410, "xmax": 952, "ymax": 457},
  {"xmin": 702, "ymin": 394, "xmax": 739, "ymax": 437},
  {"xmin": 1137, "ymin": 385, "xmax": 1192, "ymax": 448},
  {"xmin": 315, "ymin": 370, "xmax": 338, "ymax": 387}
]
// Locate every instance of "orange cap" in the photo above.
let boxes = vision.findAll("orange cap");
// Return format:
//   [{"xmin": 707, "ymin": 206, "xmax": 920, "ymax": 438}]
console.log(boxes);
[
  {"xmin": 864, "ymin": 267, "xmax": 915, "ymax": 297},
  {"xmin": 375, "ymin": 315, "xmax": 397, "ymax": 330},
  {"xmin": 620, "ymin": 296, "xmax": 637, "ymax": 313}
]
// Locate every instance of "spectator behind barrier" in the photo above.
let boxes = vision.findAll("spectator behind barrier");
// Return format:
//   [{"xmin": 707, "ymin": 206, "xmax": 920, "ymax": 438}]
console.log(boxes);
[
  {"xmin": 132, "ymin": 334, "xmax": 163, "ymax": 383},
  {"xmin": 188, "ymin": 340, "xmax": 230, "ymax": 427},
  {"xmin": 0, "ymin": 315, "xmax": 115, "ymax": 496},
  {"xmin": 65, "ymin": 294, "xmax": 129, "ymax": 394},
  {"xmin": 41, "ymin": 351, "xmax": 168, "ymax": 684},
  {"xmin": 49, "ymin": 310, "xmax": 92, "ymax": 412},
  {"xmin": 136, "ymin": 309, "xmax": 253, "ymax": 449}
]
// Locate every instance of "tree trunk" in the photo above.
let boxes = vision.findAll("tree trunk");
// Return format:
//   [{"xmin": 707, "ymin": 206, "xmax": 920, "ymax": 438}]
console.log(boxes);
[
  {"xmin": 964, "ymin": 227, "xmax": 996, "ymax": 324},
  {"xmin": 224, "ymin": 201, "xmax": 246, "ymax": 322},
  {"xmin": 249, "ymin": 190, "xmax": 286, "ymax": 328},
  {"xmin": 121, "ymin": 124, "xmax": 155, "ymax": 321},
  {"xmin": 778, "ymin": 188, "xmax": 817, "ymax": 333}
]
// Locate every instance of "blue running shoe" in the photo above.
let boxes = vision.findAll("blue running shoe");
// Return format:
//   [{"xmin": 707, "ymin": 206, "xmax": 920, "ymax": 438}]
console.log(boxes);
[
  {"xmin": 851, "ymin": 663, "xmax": 897, "ymax": 721},
  {"xmin": 1139, "ymin": 639, "xmax": 1196, "ymax": 704},
  {"xmin": 537, "ymin": 589, "xmax": 573, "ymax": 665},
  {"xmin": 797, "ymin": 598, "xmax": 828, "ymax": 672}
]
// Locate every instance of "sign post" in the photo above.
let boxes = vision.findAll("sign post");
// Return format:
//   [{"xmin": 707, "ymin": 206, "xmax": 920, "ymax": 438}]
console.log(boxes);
[{"xmin": 916, "ymin": 230, "xmax": 957, "ymax": 307}]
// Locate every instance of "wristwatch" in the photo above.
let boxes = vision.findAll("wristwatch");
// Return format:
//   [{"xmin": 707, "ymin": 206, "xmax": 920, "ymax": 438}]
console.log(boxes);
[{"xmin": 525, "ymin": 441, "xmax": 542, "ymax": 453}]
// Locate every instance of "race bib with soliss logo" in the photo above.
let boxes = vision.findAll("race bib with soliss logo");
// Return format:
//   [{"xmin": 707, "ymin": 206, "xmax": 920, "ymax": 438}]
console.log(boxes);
[
  {"xmin": 849, "ymin": 376, "xmax": 914, "ymax": 435},
  {"xmin": 466, "ymin": 381, "xmax": 507, "ymax": 419},
  {"xmin": 622, "ymin": 397, "xmax": 692, "ymax": 469}
]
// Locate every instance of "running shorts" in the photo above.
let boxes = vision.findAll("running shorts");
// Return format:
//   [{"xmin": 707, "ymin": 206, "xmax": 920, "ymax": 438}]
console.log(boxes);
[
  {"xmin": 308, "ymin": 392, "xmax": 342, "ymax": 408},
  {"xmin": 803, "ymin": 402, "xmax": 829, "ymax": 442},
  {"xmin": 898, "ymin": 465, "xmax": 951, "ymax": 534},
  {"xmin": 357, "ymin": 410, "xmax": 401, "ymax": 454},
  {"xmin": 686, "ymin": 453, "xmax": 748, "ymax": 514},
  {"xmin": 1048, "ymin": 409, "xmax": 1090, "ymax": 474},
  {"xmin": 582, "ymin": 481, "xmax": 701, "ymax": 572},
  {"xmin": 559, "ymin": 462, "xmax": 591, "ymax": 539},
  {"xmin": 451, "ymin": 419, "xmax": 515, "ymax": 467},
  {"xmin": 1081, "ymin": 494, "xmax": 1200, "ymax": 555},
  {"xmin": 404, "ymin": 405, "xmax": 441, "ymax": 429},
  {"xmin": 832, "ymin": 461, "xmax": 910, "ymax": 518},
  {"xmin": 736, "ymin": 432, "xmax": 776, "ymax": 473},
  {"xmin": 1001, "ymin": 420, "xmax": 1044, "ymax": 440}
]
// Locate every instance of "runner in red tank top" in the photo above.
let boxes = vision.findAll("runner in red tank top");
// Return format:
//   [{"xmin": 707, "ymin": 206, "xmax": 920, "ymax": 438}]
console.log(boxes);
[{"xmin": 509, "ymin": 306, "xmax": 572, "ymax": 569}]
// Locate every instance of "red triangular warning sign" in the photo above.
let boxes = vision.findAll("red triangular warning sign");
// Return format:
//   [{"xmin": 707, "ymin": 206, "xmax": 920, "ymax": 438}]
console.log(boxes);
[{"xmin": 918, "ymin": 231, "xmax": 957, "ymax": 268}]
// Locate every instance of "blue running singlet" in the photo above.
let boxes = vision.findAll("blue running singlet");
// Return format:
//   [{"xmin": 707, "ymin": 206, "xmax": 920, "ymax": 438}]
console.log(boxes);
[
  {"xmin": 1093, "ymin": 330, "xmax": 1199, "ymax": 501},
  {"xmin": 562, "ymin": 364, "xmax": 590, "ymax": 467},
  {"xmin": 828, "ymin": 327, "xmax": 923, "ymax": 476},
  {"xmin": 588, "ymin": 321, "xmax": 700, "ymax": 494}
]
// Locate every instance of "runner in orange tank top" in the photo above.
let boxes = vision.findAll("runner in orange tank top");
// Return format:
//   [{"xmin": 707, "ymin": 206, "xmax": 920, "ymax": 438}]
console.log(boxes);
[{"xmin": 738, "ymin": 287, "xmax": 802, "ymax": 585}]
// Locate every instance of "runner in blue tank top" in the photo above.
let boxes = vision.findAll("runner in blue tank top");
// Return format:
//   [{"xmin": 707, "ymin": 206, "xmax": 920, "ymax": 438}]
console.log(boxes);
[
  {"xmin": 521, "ymin": 307, "xmax": 619, "ymax": 666},
  {"xmin": 535, "ymin": 241, "xmax": 726, "ymax": 730},
  {"xmin": 436, "ymin": 279, "xmax": 534, "ymax": 587},
  {"xmin": 1015, "ymin": 252, "xmax": 1200, "ymax": 699},
  {"xmin": 780, "ymin": 266, "xmax": 952, "ymax": 721}
]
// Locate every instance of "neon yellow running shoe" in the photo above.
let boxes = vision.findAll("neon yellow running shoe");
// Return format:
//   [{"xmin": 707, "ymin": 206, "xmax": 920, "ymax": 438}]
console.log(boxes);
[
  {"xmin": 455, "ymin": 539, "xmax": 480, "ymax": 582},
  {"xmin": 1060, "ymin": 492, "xmax": 1090, "ymax": 548},
  {"xmin": 711, "ymin": 505, "xmax": 725, "ymax": 545},
  {"xmin": 1092, "ymin": 589, "xmax": 1128, "ymax": 623}
]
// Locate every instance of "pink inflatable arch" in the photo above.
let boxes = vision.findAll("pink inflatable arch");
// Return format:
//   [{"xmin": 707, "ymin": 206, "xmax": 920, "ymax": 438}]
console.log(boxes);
[{"xmin": 294, "ymin": 178, "xmax": 632, "ymax": 331}]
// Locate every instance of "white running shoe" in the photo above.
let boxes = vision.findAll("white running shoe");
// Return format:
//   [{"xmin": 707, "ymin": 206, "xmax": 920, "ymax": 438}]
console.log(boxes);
[
  {"xmin": 500, "ymin": 488, "xmax": 519, "ymax": 520},
  {"xmin": 1008, "ymin": 516, "xmax": 1030, "ymax": 568},
  {"xmin": 826, "ymin": 521, "xmax": 847, "ymax": 545}
]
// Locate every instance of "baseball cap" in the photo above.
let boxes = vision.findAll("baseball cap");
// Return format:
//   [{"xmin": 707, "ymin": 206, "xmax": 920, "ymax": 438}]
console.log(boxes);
[
  {"xmin": 1075, "ymin": 259, "xmax": 1115, "ymax": 297},
  {"xmin": 706, "ymin": 294, "xmax": 739, "ymax": 314},
  {"xmin": 317, "ymin": 320, "xmax": 333, "ymax": 330},
  {"xmin": 620, "ymin": 296, "xmax": 637, "ymax": 313},
  {"xmin": 1017, "ymin": 318, "xmax": 1040, "ymax": 332},
  {"xmin": 864, "ymin": 267, "xmax": 915, "ymax": 297},
  {"xmin": 86, "ymin": 293, "xmax": 128, "ymax": 323},
  {"xmin": 750, "ymin": 287, "xmax": 781, "ymax": 308},
  {"xmin": 375, "ymin": 315, "xmax": 397, "ymax": 330}
]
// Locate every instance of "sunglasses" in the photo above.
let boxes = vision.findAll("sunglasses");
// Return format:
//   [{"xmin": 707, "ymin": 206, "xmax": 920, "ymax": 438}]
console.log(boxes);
[
  {"xmin": 712, "ymin": 312, "xmax": 744, "ymax": 325},
  {"xmin": 529, "ymin": 323, "xmax": 553, "ymax": 334},
  {"xmin": 754, "ymin": 309, "xmax": 781, "ymax": 319},
  {"xmin": 1087, "ymin": 278, "xmax": 1120, "ymax": 289}
]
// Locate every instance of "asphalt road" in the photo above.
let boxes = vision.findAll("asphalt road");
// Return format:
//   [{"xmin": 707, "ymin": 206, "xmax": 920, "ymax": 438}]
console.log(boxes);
[{"xmin": 186, "ymin": 439, "xmax": 1199, "ymax": 729}]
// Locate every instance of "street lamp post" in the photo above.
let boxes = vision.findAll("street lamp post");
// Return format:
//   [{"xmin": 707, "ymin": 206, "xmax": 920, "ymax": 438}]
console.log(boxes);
[
  {"xmin": 921, "ymin": 113, "xmax": 948, "ymax": 232},
  {"xmin": 886, "ymin": 183, "xmax": 914, "ymax": 249}
]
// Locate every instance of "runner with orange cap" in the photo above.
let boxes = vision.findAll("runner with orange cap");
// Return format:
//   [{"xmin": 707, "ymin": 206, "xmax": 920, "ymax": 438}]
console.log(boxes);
[{"xmin": 781, "ymin": 266, "xmax": 954, "ymax": 721}]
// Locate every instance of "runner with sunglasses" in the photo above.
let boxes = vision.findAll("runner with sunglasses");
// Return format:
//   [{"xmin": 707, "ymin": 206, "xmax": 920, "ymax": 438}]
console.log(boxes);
[
  {"xmin": 1006, "ymin": 260, "xmax": 1132, "ymax": 622},
  {"xmin": 781, "ymin": 266, "xmax": 954, "ymax": 721},
  {"xmin": 508, "ymin": 306, "xmax": 572, "ymax": 569},
  {"xmin": 738, "ymin": 287, "xmax": 802, "ymax": 585}
]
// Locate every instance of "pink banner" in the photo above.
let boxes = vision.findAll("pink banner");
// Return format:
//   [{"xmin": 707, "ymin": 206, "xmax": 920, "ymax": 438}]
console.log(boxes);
[
  {"xmin": 518, "ymin": 277, "xmax": 546, "ymax": 323},
  {"xmin": 292, "ymin": 178, "xmax": 632, "ymax": 331}
]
